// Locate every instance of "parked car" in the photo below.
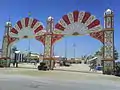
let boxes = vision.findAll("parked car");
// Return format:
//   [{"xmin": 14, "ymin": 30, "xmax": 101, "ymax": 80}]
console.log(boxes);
[
  {"xmin": 30, "ymin": 60, "xmax": 36, "ymax": 63},
  {"xmin": 38, "ymin": 62, "xmax": 49, "ymax": 71},
  {"xmin": 64, "ymin": 62, "xmax": 71, "ymax": 66}
]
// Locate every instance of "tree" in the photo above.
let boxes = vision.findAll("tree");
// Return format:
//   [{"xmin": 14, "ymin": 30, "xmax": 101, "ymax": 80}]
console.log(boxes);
[
  {"xmin": 114, "ymin": 49, "xmax": 119, "ymax": 60},
  {"xmin": 94, "ymin": 46, "xmax": 119, "ymax": 60},
  {"xmin": 12, "ymin": 46, "xmax": 17, "ymax": 53}
]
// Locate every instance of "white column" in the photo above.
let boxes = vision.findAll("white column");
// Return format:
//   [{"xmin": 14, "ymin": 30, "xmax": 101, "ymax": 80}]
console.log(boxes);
[{"xmin": 103, "ymin": 9, "xmax": 114, "ymax": 74}]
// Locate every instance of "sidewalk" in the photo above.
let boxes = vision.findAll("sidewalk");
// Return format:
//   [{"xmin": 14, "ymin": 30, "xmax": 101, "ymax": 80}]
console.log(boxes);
[
  {"xmin": 14, "ymin": 63, "xmax": 102, "ymax": 74},
  {"xmin": 55, "ymin": 64, "xmax": 102, "ymax": 74},
  {"xmin": 10, "ymin": 63, "xmax": 38, "ymax": 69}
]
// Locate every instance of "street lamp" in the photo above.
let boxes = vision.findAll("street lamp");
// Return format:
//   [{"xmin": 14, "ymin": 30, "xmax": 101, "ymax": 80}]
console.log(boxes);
[
  {"xmin": 15, "ymin": 50, "xmax": 20, "ymax": 62},
  {"xmin": 65, "ymin": 39, "xmax": 67, "ymax": 59},
  {"xmin": 73, "ymin": 43, "xmax": 76, "ymax": 60},
  {"xmin": 14, "ymin": 50, "xmax": 20, "ymax": 67}
]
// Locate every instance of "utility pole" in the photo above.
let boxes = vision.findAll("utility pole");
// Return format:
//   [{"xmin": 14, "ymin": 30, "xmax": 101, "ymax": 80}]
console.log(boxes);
[
  {"xmin": 28, "ymin": 39, "xmax": 30, "ymax": 52},
  {"xmin": 27, "ymin": 12, "xmax": 31, "ymax": 63},
  {"xmin": 28, "ymin": 39, "xmax": 31, "ymax": 62},
  {"xmin": 73, "ymin": 43, "xmax": 76, "ymax": 60},
  {"xmin": 65, "ymin": 39, "xmax": 67, "ymax": 60}
]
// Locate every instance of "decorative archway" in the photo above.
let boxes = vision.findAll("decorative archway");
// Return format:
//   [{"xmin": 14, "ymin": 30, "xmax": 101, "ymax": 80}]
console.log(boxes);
[
  {"xmin": 10, "ymin": 17, "xmax": 45, "ymax": 38},
  {"xmin": 54, "ymin": 11, "xmax": 102, "ymax": 35},
  {"xmin": 2, "ymin": 9, "xmax": 114, "ymax": 74},
  {"xmin": 2, "ymin": 17, "xmax": 46, "ymax": 66},
  {"xmin": 52, "ymin": 10, "xmax": 114, "ymax": 74}
]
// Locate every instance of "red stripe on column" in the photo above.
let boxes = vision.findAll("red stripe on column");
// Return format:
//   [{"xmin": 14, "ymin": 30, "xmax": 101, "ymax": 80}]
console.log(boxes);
[
  {"xmin": 90, "ymin": 31, "xmax": 104, "ymax": 43},
  {"xmin": 34, "ymin": 25, "xmax": 43, "ymax": 34},
  {"xmin": 73, "ymin": 10, "xmax": 79, "ymax": 22},
  {"xmin": 31, "ymin": 19, "xmax": 38, "ymax": 28},
  {"xmin": 10, "ymin": 28, "xmax": 18, "ymax": 34},
  {"xmin": 51, "ymin": 34, "xmax": 63, "ymax": 45},
  {"xmin": 17, "ymin": 21, "xmax": 22, "ymax": 29},
  {"xmin": 82, "ymin": 12, "xmax": 91, "ymax": 23},
  {"xmin": 25, "ymin": 17, "xmax": 29, "ymax": 27},
  {"xmin": 35, "ymin": 36, "xmax": 45, "ymax": 45},
  {"xmin": 62, "ymin": 15, "xmax": 70, "ymax": 25},
  {"xmin": 55, "ymin": 23, "xmax": 65, "ymax": 31},
  {"xmin": 87, "ymin": 19, "xmax": 100, "ymax": 29}
]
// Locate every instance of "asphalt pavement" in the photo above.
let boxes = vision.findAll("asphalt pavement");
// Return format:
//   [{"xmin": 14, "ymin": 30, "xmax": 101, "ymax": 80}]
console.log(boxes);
[
  {"xmin": 0, "ymin": 63, "xmax": 120, "ymax": 90},
  {"xmin": 0, "ymin": 71, "xmax": 120, "ymax": 90}
]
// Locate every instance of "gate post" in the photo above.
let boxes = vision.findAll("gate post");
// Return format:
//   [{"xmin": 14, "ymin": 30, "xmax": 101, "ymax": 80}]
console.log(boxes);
[
  {"xmin": 43, "ymin": 16, "xmax": 54, "ymax": 70},
  {"xmin": 103, "ymin": 9, "xmax": 114, "ymax": 74},
  {"xmin": 2, "ymin": 21, "xmax": 12, "ymax": 67}
]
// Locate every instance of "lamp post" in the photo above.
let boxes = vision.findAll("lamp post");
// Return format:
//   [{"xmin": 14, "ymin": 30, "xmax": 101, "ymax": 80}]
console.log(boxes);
[
  {"xmin": 65, "ymin": 39, "xmax": 67, "ymax": 59},
  {"xmin": 14, "ymin": 50, "xmax": 20, "ymax": 67},
  {"xmin": 73, "ymin": 43, "xmax": 76, "ymax": 60}
]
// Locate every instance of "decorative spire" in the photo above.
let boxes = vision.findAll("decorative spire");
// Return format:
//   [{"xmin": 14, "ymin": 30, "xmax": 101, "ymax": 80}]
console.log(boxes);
[
  {"xmin": 5, "ymin": 16, "xmax": 12, "ymax": 26},
  {"xmin": 104, "ymin": 8, "xmax": 113, "ymax": 16},
  {"xmin": 47, "ymin": 16, "xmax": 54, "ymax": 22},
  {"xmin": 28, "ymin": 11, "xmax": 32, "ymax": 17},
  {"xmin": 8, "ymin": 16, "xmax": 11, "ymax": 22},
  {"xmin": 106, "ymin": 9, "xmax": 113, "ymax": 14}
]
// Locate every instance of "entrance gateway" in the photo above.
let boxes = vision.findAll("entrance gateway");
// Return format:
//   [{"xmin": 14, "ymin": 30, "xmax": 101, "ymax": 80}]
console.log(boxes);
[{"xmin": 2, "ymin": 9, "xmax": 114, "ymax": 74}]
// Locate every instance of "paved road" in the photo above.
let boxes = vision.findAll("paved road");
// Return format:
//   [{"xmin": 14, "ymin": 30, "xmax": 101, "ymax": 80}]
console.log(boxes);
[
  {"xmin": 0, "ymin": 71, "xmax": 120, "ymax": 90},
  {"xmin": 16, "ymin": 63, "xmax": 102, "ymax": 73},
  {"xmin": 0, "ymin": 64, "xmax": 119, "ymax": 90}
]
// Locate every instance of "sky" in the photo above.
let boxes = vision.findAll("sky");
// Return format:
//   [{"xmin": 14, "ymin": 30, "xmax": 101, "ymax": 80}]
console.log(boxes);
[{"xmin": 0, "ymin": 0, "xmax": 120, "ymax": 58}]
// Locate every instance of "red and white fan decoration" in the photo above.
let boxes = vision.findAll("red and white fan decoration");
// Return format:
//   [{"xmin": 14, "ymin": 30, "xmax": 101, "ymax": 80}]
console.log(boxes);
[
  {"xmin": 9, "ymin": 17, "xmax": 45, "ymax": 39},
  {"xmin": 54, "ymin": 10, "xmax": 103, "ymax": 36}
]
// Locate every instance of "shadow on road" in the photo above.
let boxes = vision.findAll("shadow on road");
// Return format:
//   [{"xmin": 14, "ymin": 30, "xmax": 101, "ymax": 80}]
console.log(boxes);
[
  {"xmin": 8, "ymin": 66, "xmax": 102, "ymax": 74},
  {"xmin": 54, "ymin": 69, "xmax": 102, "ymax": 74},
  {"xmin": 9, "ymin": 67, "xmax": 37, "ymax": 70}
]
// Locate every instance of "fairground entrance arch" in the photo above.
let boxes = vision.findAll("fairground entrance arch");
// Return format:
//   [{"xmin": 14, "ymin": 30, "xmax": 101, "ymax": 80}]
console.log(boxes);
[{"xmin": 2, "ymin": 9, "xmax": 114, "ymax": 74}]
